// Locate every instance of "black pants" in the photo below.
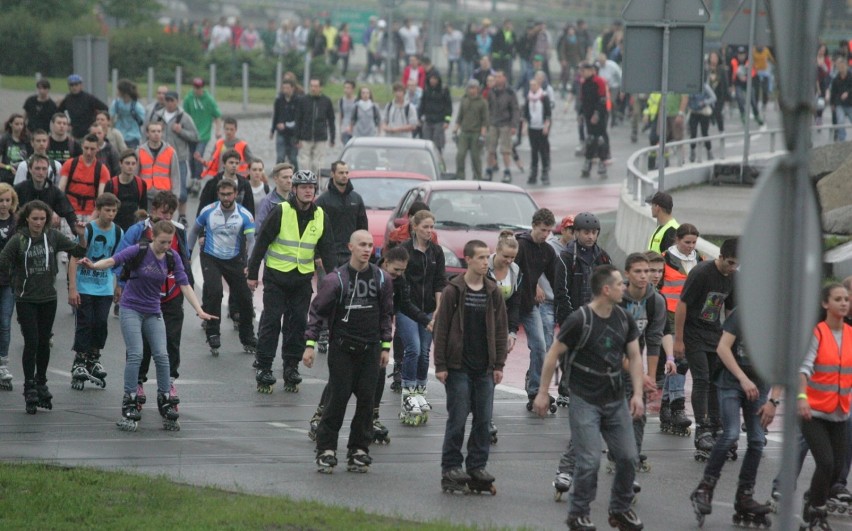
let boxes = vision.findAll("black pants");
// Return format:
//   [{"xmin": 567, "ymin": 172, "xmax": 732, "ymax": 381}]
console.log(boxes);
[
  {"xmin": 72, "ymin": 294, "xmax": 112, "ymax": 354},
  {"xmin": 201, "ymin": 253, "xmax": 254, "ymax": 344},
  {"xmin": 256, "ymin": 276, "xmax": 312, "ymax": 369},
  {"xmin": 315, "ymin": 338, "xmax": 381, "ymax": 453},
  {"xmin": 139, "ymin": 292, "xmax": 184, "ymax": 381},
  {"xmin": 801, "ymin": 416, "xmax": 848, "ymax": 507},
  {"xmin": 584, "ymin": 114, "xmax": 609, "ymax": 161},
  {"xmin": 686, "ymin": 349, "xmax": 720, "ymax": 426},
  {"xmin": 688, "ymin": 113, "xmax": 712, "ymax": 153},
  {"xmin": 17, "ymin": 299, "xmax": 58, "ymax": 383},
  {"xmin": 528, "ymin": 128, "xmax": 551, "ymax": 174},
  {"xmin": 316, "ymin": 362, "xmax": 387, "ymax": 412}
]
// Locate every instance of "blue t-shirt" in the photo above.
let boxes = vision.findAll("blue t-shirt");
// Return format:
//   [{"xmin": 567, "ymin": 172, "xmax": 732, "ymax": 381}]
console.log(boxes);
[
  {"xmin": 195, "ymin": 202, "xmax": 255, "ymax": 260},
  {"xmin": 76, "ymin": 222, "xmax": 123, "ymax": 297},
  {"xmin": 109, "ymin": 99, "xmax": 145, "ymax": 143}
]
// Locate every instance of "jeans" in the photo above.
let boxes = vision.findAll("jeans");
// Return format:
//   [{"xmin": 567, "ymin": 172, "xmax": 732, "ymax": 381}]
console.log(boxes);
[
  {"xmin": 72, "ymin": 294, "xmax": 113, "ymax": 354},
  {"xmin": 569, "ymin": 395, "xmax": 637, "ymax": 517},
  {"xmin": 120, "ymin": 307, "xmax": 170, "ymax": 396},
  {"xmin": 139, "ymin": 293, "xmax": 184, "ymax": 381},
  {"xmin": 702, "ymin": 383, "xmax": 768, "ymax": 488},
  {"xmin": 0, "ymin": 285, "xmax": 14, "ymax": 361},
  {"xmin": 396, "ymin": 311, "xmax": 432, "ymax": 388},
  {"xmin": 735, "ymin": 85, "xmax": 762, "ymax": 122},
  {"xmin": 661, "ymin": 371, "xmax": 686, "ymax": 402},
  {"xmin": 17, "ymin": 299, "xmax": 57, "ymax": 383},
  {"xmin": 315, "ymin": 338, "xmax": 381, "ymax": 453},
  {"xmin": 200, "ymin": 253, "xmax": 255, "ymax": 343},
  {"xmin": 520, "ymin": 308, "xmax": 547, "ymax": 398},
  {"xmin": 177, "ymin": 159, "xmax": 189, "ymax": 204},
  {"xmin": 275, "ymin": 132, "xmax": 299, "ymax": 167},
  {"xmin": 835, "ymin": 105, "xmax": 852, "ymax": 142},
  {"xmin": 441, "ymin": 369, "xmax": 495, "ymax": 472},
  {"xmin": 685, "ymin": 349, "xmax": 720, "ymax": 426},
  {"xmin": 460, "ymin": 60, "xmax": 474, "ymax": 85},
  {"xmin": 801, "ymin": 416, "xmax": 848, "ymax": 507},
  {"xmin": 190, "ymin": 141, "xmax": 208, "ymax": 181},
  {"xmin": 256, "ymin": 276, "xmax": 312, "ymax": 369},
  {"xmin": 539, "ymin": 300, "xmax": 555, "ymax": 352}
]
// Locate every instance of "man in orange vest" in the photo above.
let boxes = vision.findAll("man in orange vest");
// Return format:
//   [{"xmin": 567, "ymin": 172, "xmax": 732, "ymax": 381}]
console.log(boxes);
[
  {"xmin": 201, "ymin": 116, "xmax": 254, "ymax": 178},
  {"xmin": 58, "ymin": 133, "xmax": 109, "ymax": 220},
  {"xmin": 137, "ymin": 121, "xmax": 179, "ymax": 201}
]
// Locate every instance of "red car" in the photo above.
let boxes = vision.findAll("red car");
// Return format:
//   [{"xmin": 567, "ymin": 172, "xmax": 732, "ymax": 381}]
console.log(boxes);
[
  {"xmin": 384, "ymin": 181, "xmax": 540, "ymax": 276},
  {"xmin": 348, "ymin": 170, "xmax": 431, "ymax": 253}
]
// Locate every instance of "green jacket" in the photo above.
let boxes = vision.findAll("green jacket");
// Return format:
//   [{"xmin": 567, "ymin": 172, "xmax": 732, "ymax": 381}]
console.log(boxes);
[
  {"xmin": 455, "ymin": 94, "xmax": 489, "ymax": 133},
  {"xmin": 0, "ymin": 227, "xmax": 86, "ymax": 302}
]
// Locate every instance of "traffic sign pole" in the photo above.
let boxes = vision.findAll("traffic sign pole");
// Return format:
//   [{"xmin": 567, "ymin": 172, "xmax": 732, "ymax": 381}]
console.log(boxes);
[
  {"xmin": 657, "ymin": 22, "xmax": 670, "ymax": 191},
  {"xmin": 740, "ymin": 0, "xmax": 756, "ymax": 184}
]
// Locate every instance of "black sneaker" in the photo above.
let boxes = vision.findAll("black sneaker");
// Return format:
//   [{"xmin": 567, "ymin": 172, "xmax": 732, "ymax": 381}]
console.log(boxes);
[{"xmin": 502, "ymin": 170, "xmax": 512, "ymax": 183}]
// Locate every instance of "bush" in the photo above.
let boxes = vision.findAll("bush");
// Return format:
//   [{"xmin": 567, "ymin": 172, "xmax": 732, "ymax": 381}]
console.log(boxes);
[
  {"xmin": 109, "ymin": 25, "xmax": 205, "ymax": 80},
  {"xmin": 0, "ymin": 9, "xmax": 99, "ymax": 76}
]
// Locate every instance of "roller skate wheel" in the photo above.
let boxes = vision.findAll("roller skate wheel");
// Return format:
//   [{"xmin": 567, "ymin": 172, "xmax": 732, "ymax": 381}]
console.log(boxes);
[
  {"xmin": 257, "ymin": 385, "xmax": 273, "ymax": 394},
  {"xmin": 554, "ymin": 491, "xmax": 564, "ymax": 502},
  {"xmin": 163, "ymin": 419, "xmax": 181, "ymax": 431},
  {"xmin": 0, "ymin": 381, "xmax": 13, "ymax": 391},
  {"xmin": 71, "ymin": 380, "xmax": 84, "ymax": 390},
  {"xmin": 211, "ymin": 348, "xmax": 219, "ymax": 357},
  {"xmin": 696, "ymin": 513, "xmax": 704, "ymax": 527},
  {"xmin": 38, "ymin": 401, "xmax": 52, "ymax": 410},
  {"xmin": 346, "ymin": 464, "xmax": 369, "ymax": 473},
  {"xmin": 490, "ymin": 436, "xmax": 497, "ymax": 445},
  {"xmin": 283, "ymin": 384, "xmax": 299, "ymax": 393},
  {"xmin": 606, "ymin": 463, "xmax": 615, "ymax": 474},
  {"xmin": 638, "ymin": 462, "xmax": 651, "ymax": 473},
  {"xmin": 97, "ymin": 380, "xmax": 106, "ymax": 389},
  {"xmin": 116, "ymin": 419, "xmax": 138, "ymax": 432},
  {"xmin": 317, "ymin": 466, "xmax": 334, "ymax": 474},
  {"xmin": 526, "ymin": 401, "xmax": 533, "ymax": 412},
  {"xmin": 549, "ymin": 404, "xmax": 557, "ymax": 413}
]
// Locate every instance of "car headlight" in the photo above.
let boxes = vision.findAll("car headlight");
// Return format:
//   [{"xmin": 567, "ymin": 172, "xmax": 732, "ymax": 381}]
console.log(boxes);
[{"xmin": 441, "ymin": 245, "xmax": 463, "ymax": 269}]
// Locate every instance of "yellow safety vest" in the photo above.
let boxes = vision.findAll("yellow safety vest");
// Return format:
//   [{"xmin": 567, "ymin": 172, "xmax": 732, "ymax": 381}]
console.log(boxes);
[
  {"xmin": 648, "ymin": 218, "xmax": 679, "ymax": 254},
  {"xmin": 266, "ymin": 202, "xmax": 324, "ymax": 274}
]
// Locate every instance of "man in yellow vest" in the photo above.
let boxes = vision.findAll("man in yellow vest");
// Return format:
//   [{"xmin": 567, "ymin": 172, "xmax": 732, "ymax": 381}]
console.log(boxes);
[
  {"xmin": 137, "ymin": 121, "xmax": 179, "ymax": 202},
  {"xmin": 247, "ymin": 169, "xmax": 334, "ymax": 393},
  {"xmin": 646, "ymin": 191, "xmax": 678, "ymax": 254}
]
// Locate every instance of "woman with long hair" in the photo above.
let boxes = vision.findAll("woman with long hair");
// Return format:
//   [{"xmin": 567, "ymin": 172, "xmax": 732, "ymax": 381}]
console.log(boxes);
[
  {"xmin": 110, "ymin": 79, "xmax": 145, "ymax": 148},
  {"xmin": 0, "ymin": 183, "xmax": 18, "ymax": 390},
  {"xmin": 0, "ymin": 113, "xmax": 30, "ymax": 184}
]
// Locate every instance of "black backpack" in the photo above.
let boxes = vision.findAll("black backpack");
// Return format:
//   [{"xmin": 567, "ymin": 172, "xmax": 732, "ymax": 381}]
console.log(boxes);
[{"xmin": 119, "ymin": 242, "xmax": 175, "ymax": 282}]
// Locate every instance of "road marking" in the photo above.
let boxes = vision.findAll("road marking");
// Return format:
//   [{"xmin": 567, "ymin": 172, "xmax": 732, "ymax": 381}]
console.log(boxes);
[{"xmin": 267, "ymin": 421, "xmax": 309, "ymax": 435}]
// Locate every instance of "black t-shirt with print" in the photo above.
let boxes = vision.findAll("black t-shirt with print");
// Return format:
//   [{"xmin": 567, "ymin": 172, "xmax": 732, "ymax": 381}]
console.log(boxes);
[
  {"xmin": 104, "ymin": 178, "xmax": 148, "ymax": 231},
  {"xmin": 335, "ymin": 265, "xmax": 381, "ymax": 344},
  {"xmin": 23, "ymin": 96, "xmax": 58, "ymax": 134},
  {"xmin": 557, "ymin": 305, "xmax": 640, "ymax": 405},
  {"xmin": 462, "ymin": 286, "xmax": 489, "ymax": 375},
  {"xmin": 47, "ymin": 137, "xmax": 82, "ymax": 164},
  {"xmin": 680, "ymin": 259, "xmax": 735, "ymax": 352}
]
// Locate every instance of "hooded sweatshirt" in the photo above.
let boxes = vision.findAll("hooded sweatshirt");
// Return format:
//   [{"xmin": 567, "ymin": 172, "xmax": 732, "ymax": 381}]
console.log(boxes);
[
  {"xmin": 514, "ymin": 231, "xmax": 557, "ymax": 316},
  {"xmin": 619, "ymin": 283, "xmax": 666, "ymax": 358},
  {"xmin": 554, "ymin": 240, "xmax": 612, "ymax": 325},
  {"xmin": 351, "ymin": 99, "xmax": 380, "ymax": 138},
  {"xmin": 0, "ymin": 227, "xmax": 86, "ymax": 302}
]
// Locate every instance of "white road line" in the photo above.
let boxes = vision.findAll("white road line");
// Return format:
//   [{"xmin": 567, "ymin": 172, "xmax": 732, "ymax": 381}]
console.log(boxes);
[{"xmin": 267, "ymin": 421, "xmax": 310, "ymax": 435}]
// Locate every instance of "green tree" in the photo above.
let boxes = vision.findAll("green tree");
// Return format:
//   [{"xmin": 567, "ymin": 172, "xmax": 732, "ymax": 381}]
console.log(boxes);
[
  {"xmin": 0, "ymin": 0, "xmax": 93, "ymax": 20},
  {"xmin": 98, "ymin": 0, "xmax": 161, "ymax": 27}
]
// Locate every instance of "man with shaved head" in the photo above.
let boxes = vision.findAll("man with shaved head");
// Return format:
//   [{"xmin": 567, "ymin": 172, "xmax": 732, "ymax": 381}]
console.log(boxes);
[{"xmin": 303, "ymin": 230, "xmax": 395, "ymax": 473}]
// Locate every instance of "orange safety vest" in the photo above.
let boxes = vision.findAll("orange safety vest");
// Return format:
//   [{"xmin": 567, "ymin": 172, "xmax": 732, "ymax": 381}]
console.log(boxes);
[
  {"xmin": 202, "ymin": 139, "xmax": 248, "ymax": 177},
  {"xmin": 138, "ymin": 145, "xmax": 177, "ymax": 192},
  {"xmin": 807, "ymin": 321, "xmax": 852, "ymax": 415},
  {"xmin": 660, "ymin": 252, "xmax": 699, "ymax": 313}
]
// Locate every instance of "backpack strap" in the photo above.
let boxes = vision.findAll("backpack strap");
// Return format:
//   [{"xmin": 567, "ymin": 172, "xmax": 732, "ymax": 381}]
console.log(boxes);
[{"xmin": 112, "ymin": 224, "xmax": 122, "ymax": 255}]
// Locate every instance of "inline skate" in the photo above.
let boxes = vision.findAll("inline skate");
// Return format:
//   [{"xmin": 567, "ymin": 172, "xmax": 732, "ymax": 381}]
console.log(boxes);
[
  {"xmin": 256, "ymin": 368, "xmax": 276, "ymax": 394},
  {"xmin": 346, "ymin": 448, "xmax": 372, "ymax": 473},
  {"xmin": 117, "ymin": 393, "xmax": 141, "ymax": 431},
  {"xmin": 555, "ymin": 393, "xmax": 570, "ymax": 408},
  {"xmin": 86, "ymin": 349, "xmax": 107, "ymax": 384},
  {"xmin": 489, "ymin": 421, "xmax": 498, "ymax": 445},
  {"xmin": 388, "ymin": 366, "xmax": 402, "ymax": 393},
  {"xmin": 767, "ymin": 487, "xmax": 781, "ymax": 513},
  {"xmin": 0, "ymin": 361, "xmax": 14, "ymax": 390},
  {"xmin": 690, "ymin": 475, "xmax": 717, "ymax": 527},
  {"xmin": 608, "ymin": 509, "xmax": 643, "ymax": 530},
  {"xmin": 580, "ymin": 159, "xmax": 593, "ymax": 178},
  {"xmin": 414, "ymin": 385, "xmax": 431, "ymax": 414},
  {"xmin": 400, "ymin": 387, "xmax": 426, "ymax": 426},
  {"xmin": 35, "ymin": 382, "xmax": 52, "ymax": 410},
  {"xmin": 316, "ymin": 449, "xmax": 337, "ymax": 474},
  {"xmin": 660, "ymin": 399, "xmax": 692, "ymax": 436},
  {"xmin": 23, "ymin": 380, "xmax": 38, "ymax": 414},
  {"xmin": 229, "ymin": 311, "xmax": 240, "ymax": 331},
  {"xmin": 308, "ymin": 405, "xmax": 323, "ymax": 441},
  {"xmin": 317, "ymin": 329, "xmax": 329, "ymax": 355},
  {"xmin": 157, "ymin": 392, "xmax": 180, "ymax": 431},
  {"xmin": 71, "ymin": 354, "xmax": 104, "ymax": 390},
  {"xmin": 527, "ymin": 394, "xmax": 557, "ymax": 414},
  {"xmin": 282, "ymin": 362, "xmax": 302, "ymax": 393},
  {"xmin": 732, "ymin": 486, "xmax": 771, "ymax": 528},
  {"xmin": 828, "ymin": 485, "xmax": 852, "ymax": 515},
  {"xmin": 554, "ymin": 471, "xmax": 573, "ymax": 502},
  {"xmin": 136, "ymin": 382, "xmax": 146, "ymax": 410},
  {"xmin": 207, "ymin": 334, "xmax": 221, "ymax": 357},
  {"xmin": 467, "ymin": 468, "xmax": 496, "ymax": 495},
  {"xmin": 242, "ymin": 335, "xmax": 257, "ymax": 355},
  {"xmin": 372, "ymin": 408, "xmax": 390, "ymax": 445},
  {"xmin": 800, "ymin": 501, "xmax": 831, "ymax": 530},
  {"xmin": 597, "ymin": 160, "xmax": 608, "ymax": 179},
  {"xmin": 693, "ymin": 425, "xmax": 715, "ymax": 462},
  {"xmin": 567, "ymin": 514, "xmax": 596, "ymax": 530},
  {"xmin": 441, "ymin": 467, "xmax": 471, "ymax": 494}
]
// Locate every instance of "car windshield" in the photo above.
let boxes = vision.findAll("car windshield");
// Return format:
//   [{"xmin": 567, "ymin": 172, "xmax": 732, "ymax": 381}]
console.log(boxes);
[
  {"xmin": 351, "ymin": 177, "xmax": 424, "ymax": 210},
  {"xmin": 428, "ymin": 190, "xmax": 537, "ymax": 230},
  {"xmin": 342, "ymin": 147, "xmax": 437, "ymax": 180}
]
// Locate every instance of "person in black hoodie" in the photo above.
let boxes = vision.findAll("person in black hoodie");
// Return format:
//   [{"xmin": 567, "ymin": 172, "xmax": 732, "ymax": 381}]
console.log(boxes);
[
  {"xmin": 419, "ymin": 72, "xmax": 453, "ymax": 164},
  {"xmin": 57, "ymin": 74, "xmax": 108, "ymax": 141},
  {"xmin": 14, "ymin": 154, "xmax": 79, "ymax": 231},
  {"xmin": 315, "ymin": 161, "xmax": 368, "ymax": 266},
  {"xmin": 270, "ymin": 79, "xmax": 300, "ymax": 168},
  {"xmin": 514, "ymin": 207, "xmax": 557, "ymax": 410},
  {"xmin": 554, "ymin": 212, "xmax": 612, "ymax": 326},
  {"xmin": 294, "ymin": 78, "xmax": 336, "ymax": 178},
  {"xmin": 196, "ymin": 149, "xmax": 255, "ymax": 216}
]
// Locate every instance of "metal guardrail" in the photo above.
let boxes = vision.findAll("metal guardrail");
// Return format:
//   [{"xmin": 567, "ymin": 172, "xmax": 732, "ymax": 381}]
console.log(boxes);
[{"xmin": 625, "ymin": 123, "xmax": 845, "ymax": 205}]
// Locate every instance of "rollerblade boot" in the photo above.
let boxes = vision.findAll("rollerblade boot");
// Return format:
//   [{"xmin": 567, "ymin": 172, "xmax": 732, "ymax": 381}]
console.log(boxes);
[
  {"xmin": 282, "ymin": 363, "xmax": 302, "ymax": 393},
  {"xmin": 690, "ymin": 475, "xmax": 717, "ymax": 527},
  {"xmin": 556, "ymin": 393, "xmax": 570, "ymax": 408},
  {"xmin": 828, "ymin": 485, "xmax": 852, "ymax": 515},
  {"xmin": 372, "ymin": 408, "xmax": 390, "ymax": 445},
  {"xmin": 346, "ymin": 448, "xmax": 372, "ymax": 473},
  {"xmin": 801, "ymin": 501, "xmax": 831, "ymax": 530},
  {"xmin": 541, "ymin": 170, "xmax": 550, "ymax": 186},
  {"xmin": 733, "ymin": 486, "xmax": 771, "ymax": 528},
  {"xmin": 467, "ymin": 468, "xmax": 496, "ymax": 495},
  {"xmin": 768, "ymin": 487, "xmax": 781, "ymax": 513},
  {"xmin": 581, "ymin": 159, "xmax": 592, "ymax": 178},
  {"xmin": 35, "ymin": 382, "xmax": 52, "ymax": 410},
  {"xmin": 608, "ymin": 508, "xmax": 643, "ymax": 530},
  {"xmin": 207, "ymin": 334, "xmax": 221, "ymax": 357},
  {"xmin": 0, "ymin": 362, "xmax": 14, "ymax": 391},
  {"xmin": 554, "ymin": 471, "xmax": 573, "ymax": 501},
  {"xmin": 669, "ymin": 399, "xmax": 693, "ymax": 436},
  {"xmin": 256, "ymin": 368, "xmax": 276, "ymax": 394},
  {"xmin": 316, "ymin": 449, "xmax": 337, "ymax": 474},
  {"xmin": 308, "ymin": 405, "xmax": 323, "ymax": 441},
  {"xmin": 87, "ymin": 350, "xmax": 108, "ymax": 380},
  {"xmin": 71, "ymin": 355, "xmax": 90, "ymax": 390},
  {"xmin": 230, "ymin": 311, "xmax": 240, "ymax": 331},
  {"xmin": 597, "ymin": 160, "xmax": 608, "ymax": 178},
  {"xmin": 317, "ymin": 329, "xmax": 329, "ymax": 355},
  {"xmin": 567, "ymin": 514, "xmax": 596, "ymax": 531},
  {"xmin": 157, "ymin": 392, "xmax": 180, "ymax": 431},
  {"xmin": 527, "ymin": 170, "xmax": 538, "ymax": 185},
  {"xmin": 527, "ymin": 394, "xmax": 557, "ymax": 413},
  {"xmin": 23, "ymin": 380, "xmax": 38, "ymax": 414},
  {"xmin": 414, "ymin": 385, "xmax": 431, "ymax": 414},
  {"xmin": 441, "ymin": 467, "xmax": 471, "ymax": 494},
  {"xmin": 694, "ymin": 425, "xmax": 715, "ymax": 461},
  {"xmin": 242, "ymin": 335, "xmax": 257, "ymax": 355},
  {"xmin": 489, "ymin": 420, "xmax": 498, "ymax": 445},
  {"xmin": 400, "ymin": 387, "xmax": 425, "ymax": 426},
  {"xmin": 659, "ymin": 400, "xmax": 672, "ymax": 432},
  {"xmin": 117, "ymin": 393, "xmax": 141, "ymax": 431}
]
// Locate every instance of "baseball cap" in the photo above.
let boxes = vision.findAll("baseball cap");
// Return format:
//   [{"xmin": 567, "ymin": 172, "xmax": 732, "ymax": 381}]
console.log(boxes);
[
  {"xmin": 67, "ymin": 74, "xmax": 83, "ymax": 84},
  {"xmin": 737, "ymin": 46, "xmax": 747, "ymax": 54},
  {"xmin": 192, "ymin": 77, "xmax": 205, "ymax": 88},
  {"xmin": 646, "ymin": 191, "xmax": 674, "ymax": 211},
  {"xmin": 554, "ymin": 215, "xmax": 575, "ymax": 234},
  {"xmin": 164, "ymin": 91, "xmax": 179, "ymax": 100}
]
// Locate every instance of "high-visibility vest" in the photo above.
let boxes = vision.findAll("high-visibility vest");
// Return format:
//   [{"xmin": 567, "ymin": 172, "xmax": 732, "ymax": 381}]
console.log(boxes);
[
  {"xmin": 202, "ymin": 139, "xmax": 248, "ymax": 177},
  {"xmin": 648, "ymin": 218, "xmax": 679, "ymax": 254},
  {"xmin": 138, "ymin": 145, "xmax": 176, "ymax": 192},
  {"xmin": 806, "ymin": 321, "xmax": 852, "ymax": 415},
  {"xmin": 660, "ymin": 251, "xmax": 695, "ymax": 313},
  {"xmin": 265, "ymin": 202, "xmax": 324, "ymax": 274}
]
